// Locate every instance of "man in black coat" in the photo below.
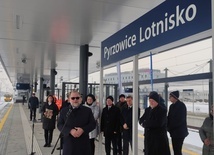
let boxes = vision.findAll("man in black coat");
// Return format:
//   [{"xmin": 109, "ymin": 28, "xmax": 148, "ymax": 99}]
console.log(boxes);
[
  {"xmin": 29, "ymin": 93, "xmax": 39, "ymax": 121},
  {"xmin": 140, "ymin": 91, "xmax": 170, "ymax": 155},
  {"xmin": 57, "ymin": 91, "xmax": 96, "ymax": 155},
  {"xmin": 167, "ymin": 91, "xmax": 188, "ymax": 155},
  {"xmin": 101, "ymin": 96, "xmax": 120, "ymax": 155},
  {"xmin": 121, "ymin": 95, "xmax": 140, "ymax": 155},
  {"xmin": 115, "ymin": 94, "xmax": 127, "ymax": 155}
]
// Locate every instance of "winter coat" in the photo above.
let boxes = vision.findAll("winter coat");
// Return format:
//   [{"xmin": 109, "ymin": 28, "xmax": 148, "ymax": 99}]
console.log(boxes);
[
  {"xmin": 167, "ymin": 100, "xmax": 189, "ymax": 138},
  {"xmin": 57, "ymin": 105, "xmax": 96, "ymax": 155},
  {"xmin": 121, "ymin": 106, "xmax": 140, "ymax": 140},
  {"xmin": 199, "ymin": 115, "xmax": 214, "ymax": 155},
  {"xmin": 115, "ymin": 101, "xmax": 127, "ymax": 132},
  {"xmin": 41, "ymin": 102, "xmax": 59, "ymax": 130},
  {"xmin": 115, "ymin": 101, "xmax": 127, "ymax": 112},
  {"xmin": 101, "ymin": 105, "xmax": 120, "ymax": 137},
  {"xmin": 142, "ymin": 105, "xmax": 171, "ymax": 155},
  {"xmin": 29, "ymin": 96, "xmax": 39, "ymax": 109},
  {"xmin": 159, "ymin": 96, "xmax": 167, "ymax": 109},
  {"xmin": 84, "ymin": 102, "xmax": 100, "ymax": 139}
]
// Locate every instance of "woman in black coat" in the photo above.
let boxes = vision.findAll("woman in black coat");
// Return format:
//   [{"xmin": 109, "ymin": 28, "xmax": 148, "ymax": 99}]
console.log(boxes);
[
  {"xmin": 140, "ymin": 91, "xmax": 170, "ymax": 155},
  {"xmin": 41, "ymin": 95, "xmax": 59, "ymax": 147}
]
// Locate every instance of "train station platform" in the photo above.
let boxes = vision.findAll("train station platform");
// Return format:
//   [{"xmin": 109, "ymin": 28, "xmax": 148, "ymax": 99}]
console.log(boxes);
[{"xmin": 0, "ymin": 103, "xmax": 202, "ymax": 155}]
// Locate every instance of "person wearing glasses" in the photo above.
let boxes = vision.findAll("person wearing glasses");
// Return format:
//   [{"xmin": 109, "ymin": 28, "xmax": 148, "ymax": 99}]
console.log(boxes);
[{"xmin": 57, "ymin": 91, "xmax": 96, "ymax": 155}]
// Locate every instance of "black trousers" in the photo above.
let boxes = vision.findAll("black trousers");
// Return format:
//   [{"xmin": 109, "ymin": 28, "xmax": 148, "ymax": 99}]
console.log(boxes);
[
  {"xmin": 30, "ymin": 108, "xmax": 36, "ymax": 120},
  {"xmin": 60, "ymin": 136, "xmax": 64, "ymax": 148},
  {"xmin": 105, "ymin": 134, "xmax": 117, "ymax": 155},
  {"xmin": 90, "ymin": 138, "xmax": 95, "ymax": 155},
  {"xmin": 116, "ymin": 133, "xmax": 122, "ymax": 154},
  {"xmin": 123, "ymin": 138, "xmax": 132, "ymax": 155},
  {"xmin": 44, "ymin": 129, "xmax": 54, "ymax": 145},
  {"xmin": 171, "ymin": 137, "xmax": 185, "ymax": 155}
]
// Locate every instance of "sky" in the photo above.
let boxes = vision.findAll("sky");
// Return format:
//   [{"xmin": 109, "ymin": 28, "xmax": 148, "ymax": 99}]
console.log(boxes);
[{"xmin": 0, "ymin": 64, "xmax": 13, "ymax": 94}]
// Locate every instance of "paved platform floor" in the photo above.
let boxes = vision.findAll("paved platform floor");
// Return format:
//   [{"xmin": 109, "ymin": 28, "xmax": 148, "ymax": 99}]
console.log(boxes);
[{"xmin": 0, "ymin": 103, "xmax": 202, "ymax": 155}]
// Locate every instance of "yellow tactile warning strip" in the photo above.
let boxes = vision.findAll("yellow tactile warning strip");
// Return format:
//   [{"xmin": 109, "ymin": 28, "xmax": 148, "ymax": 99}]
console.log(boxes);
[
  {"xmin": 0, "ymin": 104, "xmax": 13, "ymax": 132},
  {"xmin": 138, "ymin": 133, "xmax": 200, "ymax": 155}
]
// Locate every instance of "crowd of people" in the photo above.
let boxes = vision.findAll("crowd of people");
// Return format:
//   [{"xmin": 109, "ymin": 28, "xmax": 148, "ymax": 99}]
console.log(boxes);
[{"xmin": 27, "ymin": 90, "xmax": 213, "ymax": 155}]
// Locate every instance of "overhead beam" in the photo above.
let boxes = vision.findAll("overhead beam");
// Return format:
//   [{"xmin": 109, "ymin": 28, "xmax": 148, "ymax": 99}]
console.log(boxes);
[{"xmin": 122, "ymin": 72, "xmax": 212, "ymax": 86}]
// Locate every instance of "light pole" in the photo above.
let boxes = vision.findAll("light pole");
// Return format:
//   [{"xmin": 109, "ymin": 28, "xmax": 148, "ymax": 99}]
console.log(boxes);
[
  {"xmin": 195, "ymin": 64, "xmax": 205, "ymax": 102},
  {"xmin": 0, "ymin": 81, "xmax": 2, "ymax": 97}
]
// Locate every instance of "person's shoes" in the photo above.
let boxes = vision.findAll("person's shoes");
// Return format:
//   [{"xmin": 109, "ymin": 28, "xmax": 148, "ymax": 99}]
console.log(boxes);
[
  {"xmin": 57, "ymin": 147, "xmax": 62, "ymax": 150},
  {"xmin": 47, "ymin": 144, "xmax": 51, "ymax": 147},
  {"xmin": 43, "ymin": 144, "xmax": 48, "ymax": 147}
]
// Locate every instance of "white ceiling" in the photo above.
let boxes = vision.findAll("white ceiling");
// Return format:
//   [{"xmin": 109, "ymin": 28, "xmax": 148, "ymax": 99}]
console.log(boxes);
[{"xmin": 0, "ymin": 0, "xmax": 165, "ymax": 86}]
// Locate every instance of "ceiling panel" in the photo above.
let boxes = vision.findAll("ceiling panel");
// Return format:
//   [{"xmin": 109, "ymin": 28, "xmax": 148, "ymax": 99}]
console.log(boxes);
[{"xmin": 0, "ymin": 0, "xmax": 165, "ymax": 86}]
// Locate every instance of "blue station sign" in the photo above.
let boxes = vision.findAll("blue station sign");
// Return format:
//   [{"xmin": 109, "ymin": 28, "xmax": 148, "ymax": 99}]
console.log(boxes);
[{"xmin": 101, "ymin": 0, "xmax": 211, "ymax": 67}]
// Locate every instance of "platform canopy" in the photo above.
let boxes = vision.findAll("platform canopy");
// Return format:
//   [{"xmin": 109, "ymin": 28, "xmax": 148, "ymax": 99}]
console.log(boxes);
[{"xmin": 0, "ymin": 0, "xmax": 168, "ymax": 87}]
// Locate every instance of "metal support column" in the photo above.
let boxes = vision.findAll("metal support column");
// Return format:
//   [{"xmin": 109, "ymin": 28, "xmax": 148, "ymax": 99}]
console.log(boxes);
[
  {"xmin": 114, "ymin": 85, "xmax": 117, "ymax": 102},
  {"xmin": 212, "ymin": 0, "xmax": 214, "ymax": 143},
  {"xmin": 133, "ymin": 55, "xmax": 138, "ymax": 155},
  {"xmin": 89, "ymin": 84, "xmax": 93, "ymax": 94},
  {"xmin": 79, "ymin": 44, "xmax": 92, "ymax": 102},
  {"xmin": 39, "ymin": 78, "xmax": 44, "ymax": 112},
  {"xmin": 105, "ymin": 85, "xmax": 110, "ymax": 97},
  {"xmin": 34, "ymin": 82, "xmax": 38, "ymax": 93},
  {"xmin": 30, "ymin": 79, "xmax": 34, "ymax": 94},
  {"xmin": 98, "ymin": 67, "xmax": 104, "ymax": 155},
  {"xmin": 50, "ymin": 69, "xmax": 56, "ymax": 95},
  {"xmin": 62, "ymin": 82, "xmax": 66, "ymax": 102},
  {"xmin": 164, "ymin": 68, "xmax": 169, "ymax": 109},
  {"xmin": 209, "ymin": 60, "xmax": 213, "ymax": 112}
]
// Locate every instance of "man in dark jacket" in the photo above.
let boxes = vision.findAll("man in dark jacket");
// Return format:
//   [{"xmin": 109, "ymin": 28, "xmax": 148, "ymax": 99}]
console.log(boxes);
[
  {"xmin": 57, "ymin": 91, "xmax": 96, "ymax": 155},
  {"xmin": 121, "ymin": 95, "xmax": 140, "ymax": 155},
  {"xmin": 29, "ymin": 93, "xmax": 39, "ymax": 121},
  {"xmin": 167, "ymin": 91, "xmax": 188, "ymax": 155},
  {"xmin": 115, "ymin": 94, "xmax": 127, "ymax": 155},
  {"xmin": 101, "ymin": 96, "xmax": 120, "ymax": 155},
  {"xmin": 140, "ymin": 91, "xmax": 170, "ymax": 155}
]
